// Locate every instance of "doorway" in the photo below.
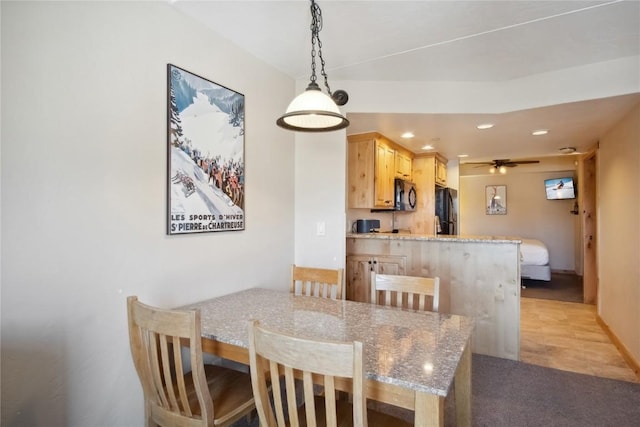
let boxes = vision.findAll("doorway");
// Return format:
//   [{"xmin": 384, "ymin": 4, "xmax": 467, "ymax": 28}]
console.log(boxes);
[{"xmin": 580, "ymin": 151, "xmax": 598, "ymax": 304}]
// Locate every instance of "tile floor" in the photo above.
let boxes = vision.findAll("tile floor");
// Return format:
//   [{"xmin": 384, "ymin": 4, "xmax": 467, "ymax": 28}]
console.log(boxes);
[{"xmin": 520, "ymin": 297, "xmax": 639, "ymax": 383}]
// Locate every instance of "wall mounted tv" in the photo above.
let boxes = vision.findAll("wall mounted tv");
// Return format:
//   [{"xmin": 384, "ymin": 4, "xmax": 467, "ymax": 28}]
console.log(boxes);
[{"xmin": 544, "ymin": 177, "xmax": 576, "ymax": 200}]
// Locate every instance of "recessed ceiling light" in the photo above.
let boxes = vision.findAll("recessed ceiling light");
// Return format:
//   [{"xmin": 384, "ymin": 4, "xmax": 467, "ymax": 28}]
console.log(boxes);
[
  {"xmin": 458, "ymin": 154, "xmax": 469, "ymax": 158},
  {"xmin": 532, "ymin": 129, "xmax": 549, "ymax": 136},
  {"xmin": 421, "ymin": 145, "xmax": 434, "ymax": 150},
  {"xmin": 476, "ymin": 123, "xmax": 494, "ymax": 130},
  {"xmin": 401, "ymin": 132, "xmax": 415, "ymax": 139}
]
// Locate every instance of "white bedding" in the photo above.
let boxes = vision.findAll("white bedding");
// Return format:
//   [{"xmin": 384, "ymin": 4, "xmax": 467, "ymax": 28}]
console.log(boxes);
[
  {"xmin": 520, "ymin": 238, "xmax": 551, "ymax": 281},
  {"xmin": 520, "ymin": 238, "xmax": 549, "ymax": 266}
]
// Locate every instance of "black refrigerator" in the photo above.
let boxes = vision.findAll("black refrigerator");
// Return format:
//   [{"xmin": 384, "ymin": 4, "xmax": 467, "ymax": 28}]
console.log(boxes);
[{"xmin": 435, "ymin": 187, "xmax": 457, "ymax": 235}]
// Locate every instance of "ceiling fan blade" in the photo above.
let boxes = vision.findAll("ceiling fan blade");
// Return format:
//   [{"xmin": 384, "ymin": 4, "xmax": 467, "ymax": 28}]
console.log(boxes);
[
  {"xmin": 465, "ymin": 159, "xmax": 540, "ymax": 169},
  {"xmin": 511, "ymin": 160, "xmax": 540, "ymax": 165}
]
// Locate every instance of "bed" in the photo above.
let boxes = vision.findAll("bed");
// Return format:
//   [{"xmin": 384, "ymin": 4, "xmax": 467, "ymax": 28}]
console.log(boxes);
[{"xmin": 520, "ymin": 238, "xmax": 551, "ymax": 281}]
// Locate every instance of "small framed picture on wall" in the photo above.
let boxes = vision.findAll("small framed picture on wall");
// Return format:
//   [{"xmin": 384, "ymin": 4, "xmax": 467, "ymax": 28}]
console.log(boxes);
[{"xmin": 486, "ymin": 185, "xmax": 507, "ymax": 215}]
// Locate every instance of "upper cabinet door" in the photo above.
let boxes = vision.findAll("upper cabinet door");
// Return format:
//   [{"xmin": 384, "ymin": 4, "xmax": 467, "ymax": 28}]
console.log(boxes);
[
  {"xmin": 374, "ymin": 142, "xmax": 395, "ymax": 208},
  {"xmin": 435, "ymin": 157, "xmax": 447, "ymax": 187},
  {"xmin": 348, "ymin": 139, "xmax": 375, "ymax": 209},
  {"xmin": 395, "ymin": 151, "xmax": 412, "ymax": 180}
]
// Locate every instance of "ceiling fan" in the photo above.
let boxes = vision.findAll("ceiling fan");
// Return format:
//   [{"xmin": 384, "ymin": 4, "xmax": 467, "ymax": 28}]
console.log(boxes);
[{"xmin": 464, "ymin": 159, "xmax": 540, "ymax": 174}]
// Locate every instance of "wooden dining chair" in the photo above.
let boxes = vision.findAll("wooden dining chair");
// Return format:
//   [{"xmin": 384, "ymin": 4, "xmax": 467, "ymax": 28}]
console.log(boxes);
[
  {"xmin": 127, "ymin": 296, "xmax": 255, "ymax": 427},
  {"xmin": 371, "ymin": 272, "xmax": 440, "ymax": 312},
  {"xmin": 291, "ymin": 264, "xmax": 344, "ymax": 300},
  {"xmin": 247, "ymin": 320, "xmax": 411, "ymax": 427}
]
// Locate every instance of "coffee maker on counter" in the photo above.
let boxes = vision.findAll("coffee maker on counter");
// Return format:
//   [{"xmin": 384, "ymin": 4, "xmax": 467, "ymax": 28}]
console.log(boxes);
[{"xmin": 352, "ymin": 219, "xmax": 380, "ymax": 233}]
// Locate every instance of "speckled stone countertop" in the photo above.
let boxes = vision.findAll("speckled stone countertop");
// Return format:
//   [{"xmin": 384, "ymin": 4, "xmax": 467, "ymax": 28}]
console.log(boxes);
[
  {"xmin": 347, "ymin": 232, "xmax": 522, "ymax": 243},
  {"xmin": 183, "ymin": 288, "xmax": 474, "ymax": 397}
]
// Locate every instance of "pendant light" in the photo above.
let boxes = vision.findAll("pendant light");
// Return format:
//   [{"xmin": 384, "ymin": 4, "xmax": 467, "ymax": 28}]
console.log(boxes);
[{"xmin": 276, "ymin": 0, "xmax": 349, "ymax": 132}]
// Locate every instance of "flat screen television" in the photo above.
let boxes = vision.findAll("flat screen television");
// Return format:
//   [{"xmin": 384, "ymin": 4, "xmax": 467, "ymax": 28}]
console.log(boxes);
[{"xmin": 544, "ymin": 177, "xmax": 576, "ymax": 200}]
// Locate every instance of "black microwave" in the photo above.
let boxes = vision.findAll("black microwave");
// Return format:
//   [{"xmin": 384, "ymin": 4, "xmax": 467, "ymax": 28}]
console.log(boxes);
[{"xmin": 394, "ymin": 178, "xmax": 417, "ymax": 211}]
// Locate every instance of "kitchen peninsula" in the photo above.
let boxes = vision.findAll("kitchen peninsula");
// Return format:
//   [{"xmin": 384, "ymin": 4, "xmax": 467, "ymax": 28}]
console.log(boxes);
[{"xmin": 346, "ymin": 232, "xmax": 521, "ymax": 360}]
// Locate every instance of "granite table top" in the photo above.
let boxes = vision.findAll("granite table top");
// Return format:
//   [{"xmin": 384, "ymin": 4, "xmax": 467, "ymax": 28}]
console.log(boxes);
[{"xmin": 183, "ymin": 288, "xmax": 475, "ymax": 397}]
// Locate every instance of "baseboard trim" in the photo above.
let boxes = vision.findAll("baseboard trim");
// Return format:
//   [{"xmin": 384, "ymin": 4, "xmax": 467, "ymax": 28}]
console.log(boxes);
[{"xmin": 596, "ymin": 314, "xmax": 640, "ymax": 381}]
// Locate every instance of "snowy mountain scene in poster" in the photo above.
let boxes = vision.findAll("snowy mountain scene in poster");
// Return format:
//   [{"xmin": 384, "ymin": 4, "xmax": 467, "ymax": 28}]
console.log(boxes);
[{"xmin": 167, "ymin": 64, "xmax": 244, "ymax": 234}]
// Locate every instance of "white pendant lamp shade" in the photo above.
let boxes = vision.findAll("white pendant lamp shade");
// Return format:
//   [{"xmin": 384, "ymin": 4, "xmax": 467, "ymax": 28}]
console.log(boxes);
[
  {"xmin": 276, "ymin": 0, "xmax": 349, "ymax": 133},
  {"xmin": 277, "ymin": 85, "xmax": 349, "ymax": 132}
]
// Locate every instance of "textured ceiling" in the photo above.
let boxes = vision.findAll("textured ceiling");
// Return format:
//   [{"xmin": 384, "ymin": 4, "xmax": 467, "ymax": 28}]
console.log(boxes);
[{"xmin": 172, "ymin": 0, "xmax": 640, "ymax": 164}]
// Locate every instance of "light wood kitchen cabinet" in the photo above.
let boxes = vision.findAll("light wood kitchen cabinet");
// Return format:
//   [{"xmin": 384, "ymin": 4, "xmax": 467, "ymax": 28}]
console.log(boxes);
[
  {"xmin": 411, "ymin": 153, "xmax": 448, "ymax": 234},
  {"xmin": 348, "ymin": 132, "xmax": 414, "ymax": 209},
  {"xmin": 374, "ymin": 142, "xmax": 395, "ymax": 208},
  {"xmin": 435, "ymin": 156, "xmax": 447, "ymax": 186},
  {"xmin": 345, "ymin": 254, "xmax": 406, "ymax": 302},
  {"xmin": 395, "ymin": 151, "xmax": 412, "ymax": 180}
]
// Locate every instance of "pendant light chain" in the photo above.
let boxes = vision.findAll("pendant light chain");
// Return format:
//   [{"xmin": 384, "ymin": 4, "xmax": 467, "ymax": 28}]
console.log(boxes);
[{"xmin": 309, "ymin": 0, "xmax": 332, "ymax": 96}]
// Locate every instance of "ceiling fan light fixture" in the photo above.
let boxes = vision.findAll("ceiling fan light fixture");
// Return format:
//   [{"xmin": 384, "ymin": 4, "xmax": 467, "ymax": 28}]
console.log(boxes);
[
  {"xmin": 276, "ymin": 0, "xmax": 349, "ymax": 133},
  {"xmin": 558, "ymin": 146, "xmax": 577, "ymax": 154},
  {"xmin": 499, "ymin": 166, "xmax": 507, "ymax": 174},
  {"xmin": 489, "ymin": 166, "xmax": 496, "ymax": 174}
]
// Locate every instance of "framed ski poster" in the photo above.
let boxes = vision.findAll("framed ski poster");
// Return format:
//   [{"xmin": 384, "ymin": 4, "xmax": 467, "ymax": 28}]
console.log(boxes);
[{"xmin": 167, "ymin": 64, "xmax": 245, "ymax": 235}]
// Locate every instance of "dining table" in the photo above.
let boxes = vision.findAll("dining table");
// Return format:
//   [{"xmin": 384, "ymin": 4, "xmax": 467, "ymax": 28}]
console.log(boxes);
[{"xmin": 183, "ymin": 287, "xmax": 474, "ymax": 427}]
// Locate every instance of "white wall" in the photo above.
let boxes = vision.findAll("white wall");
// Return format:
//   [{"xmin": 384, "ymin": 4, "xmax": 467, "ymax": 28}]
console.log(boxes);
[
  {"xmin": 294, "ymin": 132, "xmax": 347, "ymax": 270},
  {"xmin": 598, "ymin": 103, "xmax": 640, "ymax": 363},
  {"xmin": 460, "ymin": 167, "xmax": 578, "ymax": 271},
  {"xmin": 1, "ymin": 2, "xmax": 294, "ymax": 426}
]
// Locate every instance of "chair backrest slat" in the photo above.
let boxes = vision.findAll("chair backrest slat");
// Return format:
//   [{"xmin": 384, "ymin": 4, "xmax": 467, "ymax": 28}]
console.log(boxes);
[
  {"xmin": 302, "ymin": 370, "xmax": 317, "ymax": 427},
  {"xmin": 159, "ymin": 333, "xmax": 179, "ymax": 412},
  {"xmin": 266, "ymin": 360, "xmax": 285, "ymax": 426},
  {"xmin": 291, "ymin": 265, "xmax": 344, "ymax": 300},
  {"xmin": 371, "ymin": 272, "xmax": 440, "ymax": 312},
  {"xmin": 172, "ymin": 335, "xmax": 192, "ymax": 416}
]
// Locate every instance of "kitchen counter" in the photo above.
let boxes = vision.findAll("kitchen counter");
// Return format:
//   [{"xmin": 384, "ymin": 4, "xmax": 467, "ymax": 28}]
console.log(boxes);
[
  {"xmin": 347, "ymin": 232, "xmax": 522, "ymax": 244},
  {"xmin": 346, "ymin": 232, "xmax": 521, "ymax": 360}
]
